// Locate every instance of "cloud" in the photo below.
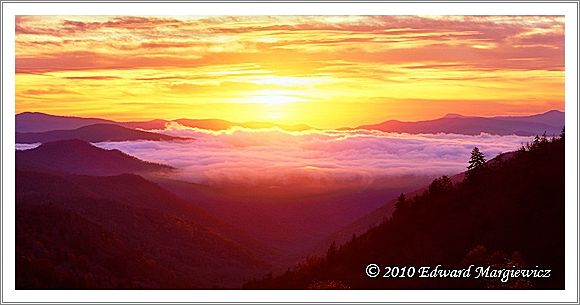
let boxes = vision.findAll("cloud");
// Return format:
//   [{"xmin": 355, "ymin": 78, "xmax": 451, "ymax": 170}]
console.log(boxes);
[
  {"xmin": 16, "ymin": 16, "xmax": 564, "ymax": 72},
  {"xmin": 15, "ymin": 16, "xmax": 564, "ymax": 125},
  {"xmin": 63, "ymin": 76, "xmax": 121, "ymax": 80},
  {"xmin": 21, "ymin": 88, "xmax": 77, "ymax": 95},
  {"xmin": 16, "ymin": 143, "xmax": 41, "ymax": 150},
  {"xmin": 93, "ymin": 125, "xmax": 531, "ymax": 189}
]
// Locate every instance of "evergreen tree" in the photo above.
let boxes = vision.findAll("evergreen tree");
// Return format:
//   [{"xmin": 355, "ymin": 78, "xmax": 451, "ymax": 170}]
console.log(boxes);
[
  {"xmin": 428, "ymin": 175, "xmax": 453, "ymax": 196},
  {"xmin": 394, "ymin": 193, "xmax": 407, "ymax": 216},
  {"xmin": 467, "ymin": 147, "xmax": 486, "ymax": 170},
  {"xmin": 541, "ymin": 131, "xmax": 548, "ymax": 144},
  {"xmin": 531, "ymin": 135, "xmax": 541, "ymax": 150},
  {"xmin": 326, "ymin": 241, "xmax": 337, "ymax": 259},
  {"xmin": 466, "ymin": 147, "xmax": 486, "ymax": 181}
]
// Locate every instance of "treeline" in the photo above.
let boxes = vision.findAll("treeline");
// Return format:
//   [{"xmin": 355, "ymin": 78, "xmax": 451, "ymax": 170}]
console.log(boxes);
[{"xmin": 245, "ymin": 132, "xmax": 564, "ymax": 289}]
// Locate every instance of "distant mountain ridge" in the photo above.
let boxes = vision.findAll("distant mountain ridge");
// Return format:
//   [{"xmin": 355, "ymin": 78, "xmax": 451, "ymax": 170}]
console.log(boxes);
[
  {"xmin": 16, "ymin": 123, "xmax": 188, "ymax": 144},
  {"xmin": 16, "ymin": 110, "xmax": 564, "ymax": 136},
  {"xmin": 355, "ymin": 110, "xmax": 564, "ymax": 136},
  {"xmin": 172, "ymin": 119, "xmax": 312, "ymax": 132},
  {"xmin": 16, "ymin": 139, "xmax": 172, "ymax": 176},
  {"xmin": 16, "ymin": 112, "xmax": 117, "ymax": 133},
  {"xmin": 494, "ymin": 110, "xmax": 564, "ymax": 127},
  {"xmin": 16, "ymin": 112, "xmax": 314, "ymax": 134}
]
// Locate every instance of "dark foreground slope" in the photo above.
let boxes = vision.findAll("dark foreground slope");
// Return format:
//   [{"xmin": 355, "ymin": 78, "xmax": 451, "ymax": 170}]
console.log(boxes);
[
  {"xmin": 15, "ymin": 141, "xmax": 271, "ymax": 289},
  {"xmin": 16, "ymin": 171, "xmax": 270, "ymax": 289},
  {"xmin": 246, "ymin": 136, "xmax": 564, "ymax": 289},
  {"xmin": 153, "ymin": 179, "xmax": 422, "ymax": 269}
]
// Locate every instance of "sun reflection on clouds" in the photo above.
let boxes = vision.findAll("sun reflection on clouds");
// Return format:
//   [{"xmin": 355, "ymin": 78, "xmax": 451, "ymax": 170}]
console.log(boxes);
[{"xmin": 16, "ymin": 15, "xmax": 564, "ymax": 127}]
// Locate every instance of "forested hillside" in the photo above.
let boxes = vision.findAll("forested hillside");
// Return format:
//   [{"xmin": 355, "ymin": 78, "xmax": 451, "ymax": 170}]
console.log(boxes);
[{"xmin": 246, "ymin": 133, "xmax": 565, "ymax": 289}]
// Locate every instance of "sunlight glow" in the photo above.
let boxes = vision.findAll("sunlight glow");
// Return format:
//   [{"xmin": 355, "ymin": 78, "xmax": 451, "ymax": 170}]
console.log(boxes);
[
  {"xmin": 15, "ymin": 16, "xmax": 564, "ymax": 128},
  {"xmin": 248, "ymin": 76, "xmax": 329, "ymax": 87},
  {"xmin": 245, "ymin": 90, "xmax": 303, "ymax": 105}
]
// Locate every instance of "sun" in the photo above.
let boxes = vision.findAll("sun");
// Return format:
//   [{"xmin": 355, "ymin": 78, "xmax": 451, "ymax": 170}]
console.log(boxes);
[
  {"xmin": 254, "ymin": 94, "xmax": 299, "ymax": 106},
  {"xmin": 246, "ymin": 89, "xmax": 302, "ymax": 105},
  {"xmin": 233, "ymin": 89, "xmax": 305, "ymax": 122}
]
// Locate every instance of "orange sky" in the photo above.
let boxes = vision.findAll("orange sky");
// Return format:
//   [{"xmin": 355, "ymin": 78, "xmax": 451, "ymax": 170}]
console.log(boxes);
[{"xmin": 15, "ymin": 16, "xmax": 564, "ymax": 128}]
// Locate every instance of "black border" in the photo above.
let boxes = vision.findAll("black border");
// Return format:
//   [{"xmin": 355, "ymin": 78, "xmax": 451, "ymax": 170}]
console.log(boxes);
[{"xmin": 1, "ymin": 1, "xmax": 579, "ymax": 304}]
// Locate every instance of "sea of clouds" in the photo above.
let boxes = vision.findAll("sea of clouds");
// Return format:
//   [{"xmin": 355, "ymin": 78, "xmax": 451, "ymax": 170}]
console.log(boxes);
[{"xmin": 92, "ymin": 124, "xmax": 532, "ymax": 188}]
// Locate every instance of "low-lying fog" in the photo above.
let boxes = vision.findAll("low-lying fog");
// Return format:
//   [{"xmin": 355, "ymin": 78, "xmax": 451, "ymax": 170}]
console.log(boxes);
[{"xmin": 92, "ymin": 124, "xmax": 531, "ymax": 188}]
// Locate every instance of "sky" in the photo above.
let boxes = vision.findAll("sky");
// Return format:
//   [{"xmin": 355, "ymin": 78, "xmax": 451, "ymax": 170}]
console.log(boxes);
[{"xmin": 15, "ymin": 15, "xmax": 564, "ymax": 128}]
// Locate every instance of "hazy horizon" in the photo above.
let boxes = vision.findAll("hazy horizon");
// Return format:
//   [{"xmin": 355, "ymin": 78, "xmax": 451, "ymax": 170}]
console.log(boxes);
[{"xmin": 15, "ymin": 108, "xmax": 565, "ymax": 130}]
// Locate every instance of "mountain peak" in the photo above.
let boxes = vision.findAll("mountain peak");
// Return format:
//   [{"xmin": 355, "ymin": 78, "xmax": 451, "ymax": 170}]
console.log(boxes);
[
  {"xmin": 541, "ymin": 109, "xmax": 564, "ymax": 115},
  {"xmin": 38, "ymin": 138, "xmax": 95, "ymax": 149},
  {"xmin": 16, "ymin": 123, "xmax": 188, "ymax": 144},
  {"xmin": 442, "ymin": 113, "xmax": 466, "ymax": 119},
  {"xmin": 32, "ymin": 139, "xmax": 119, "ymax": 157},
  {"xmin": 18, "ymin": 139, "xmax": 172, "ymax": 176}
]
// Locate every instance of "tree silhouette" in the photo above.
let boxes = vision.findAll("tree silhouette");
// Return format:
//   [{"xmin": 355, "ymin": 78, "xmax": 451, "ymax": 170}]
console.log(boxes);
[
  {"xmin": 467, "ymin": 147, "xmax": 486, "ymax": 170},
  {"xmin": 528, "ymin": 132, "xmax": 550, "ymax": 151},
  {"xmin": 326, "ymin": 241, "xmax": 338, "ymax": 259},
  {"xmin": 531, "ymin": 135, "xmax": 541, "ymax": 149},
  {"xmin": 394, "ymin": 193, "xmax": 407, "ymax": 216},
  {"xmin": 466, "ymin": 147, "xmax": 486, "ymax": 181},
  {"xmin": 541, "ymin": 131, "xmax": 548, "ymax": 144},
  {"xmin": 428, "ymin": 176, "xmax": 453, "ymax": 196}
]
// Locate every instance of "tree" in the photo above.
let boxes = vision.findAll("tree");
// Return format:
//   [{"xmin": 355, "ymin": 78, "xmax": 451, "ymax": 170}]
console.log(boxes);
[
  {"xmin": 492, "ymin": 153, "xmax": 504, "ymax": 169},
  {"xmin": 541, "ymin": 131, "xmax": 548, "ymax": 144},
  {"xmin": 466, "ymin": 147, "xmax": 486, "ymax": 181},
  {"xmin": 467, "ymin": 147, "xmax": 486, "ymax": 171},
  {"xmin": 529, "ymin": 133, "xmax": 549, "ymax": 151},
  {"xmin": 326, "ymin": 241, "xmax": 337, "ymax": 259},
  {"xmin": 428, "ymin": 175, "xmax": 453, "ymax": 196},
  {"xmin": 531, "ymin": 135, "xmax": 541, "ymax": 149},
  {"xmin": 394, "ymin": 193, "xmax": 407, "ymax": 216}
]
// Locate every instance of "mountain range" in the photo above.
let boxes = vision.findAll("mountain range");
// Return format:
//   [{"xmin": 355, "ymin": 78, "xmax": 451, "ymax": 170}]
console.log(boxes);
[
  {"xmin": 16, "ymin": 112, "xmax": 117, "ymax": 133},
  {"xmin": 355, "ymin": 110, "xmax": 564, "ymax": 136},
  {"xmin": 14, "ymin": 110, "xmax": 565, "ymax": 289},
  {"xmin": 15, "ymin": 112, "xmax": 313, "ymax": 135},
  {"xmin": 16, "ymin": 139, "xmax": 173, "ymax": 176},
  {"xmin": 16, "ymin": 110, "xmax": 564, "ymax": 138},
  {"xmin": 15, "ymin": 138, "xmax": 424, "ymax": 285},
  {"xmin": 16, "ymin": 123, "xmax": 187, "ymax": 144},
  {"xmin": 16, "ymin": 140, "xmax": 273, "ymax": 288}
]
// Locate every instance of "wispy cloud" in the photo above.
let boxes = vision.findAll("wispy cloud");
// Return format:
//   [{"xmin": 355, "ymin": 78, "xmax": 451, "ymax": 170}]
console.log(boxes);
[{"xmin": 15, "ymin": 15, "xmax": 564, "ymax": 127}]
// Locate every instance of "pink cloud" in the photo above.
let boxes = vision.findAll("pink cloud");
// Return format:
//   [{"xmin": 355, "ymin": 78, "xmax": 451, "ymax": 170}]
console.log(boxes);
[
  {"xmin": 94, "ymin": 125, "xmax": 531, "ymax": 188},
  {"xmin": 15, "ymin": 16, "xmax": 564, "ymax": 73}
]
